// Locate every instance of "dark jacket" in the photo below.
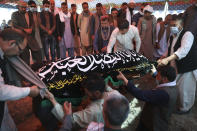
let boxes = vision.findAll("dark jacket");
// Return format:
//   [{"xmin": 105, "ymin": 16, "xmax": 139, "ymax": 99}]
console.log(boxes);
[
  {"xmin": 11, "ymin": 11, "xmax": 40, "ymax": 51},
  {"xmin": 70, "ymin": 13, "xmax": 80, "ymax": 36},
  {"xmin": 56, "ymin": 14, "xmax": 65, "ymax": 38}
]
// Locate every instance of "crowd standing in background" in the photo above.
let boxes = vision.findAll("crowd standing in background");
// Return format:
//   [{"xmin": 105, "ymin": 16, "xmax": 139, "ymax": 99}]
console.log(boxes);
[{"xmin": 1, "ymin": 0, "xmax": 197, "ymax": 131}]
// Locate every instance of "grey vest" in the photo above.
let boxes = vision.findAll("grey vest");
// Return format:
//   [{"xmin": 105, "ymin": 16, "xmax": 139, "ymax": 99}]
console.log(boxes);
[{"xmin": 141, "ymin": 86, "xmax": 177, "ymax": 131}]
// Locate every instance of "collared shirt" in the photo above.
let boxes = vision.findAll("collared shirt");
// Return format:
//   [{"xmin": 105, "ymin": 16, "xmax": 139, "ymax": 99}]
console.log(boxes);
[
  {"xmin": 169, "ymin": 30, "xmax": 197, "ymax": 80},
  {"xmin": 157, "ymin": 80, "xmax": 176, "ymax": 88},
  {"xmin": 107, "ymin": 25, "xmax": 141, "ymax": 53}
]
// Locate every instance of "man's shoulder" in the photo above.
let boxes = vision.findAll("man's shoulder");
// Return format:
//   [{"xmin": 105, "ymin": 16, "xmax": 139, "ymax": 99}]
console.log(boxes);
[{"xmin": 12, "ymin": 11, "xmax": 20, "ymax": 16}]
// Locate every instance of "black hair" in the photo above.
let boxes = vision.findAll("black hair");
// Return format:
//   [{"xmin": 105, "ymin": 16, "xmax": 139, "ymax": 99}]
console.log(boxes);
[
  {"xmin": 104, "ymin": 95, "xmax": 129, "ymax": 126},
  {"xmin": 171, "ymin": 14, "xmax": 183, "ymax": 25},
  {"xmin": 61, "ymin": 2, "xmax": 67, "ymax": 6},
  {"xmin": 96, "ymin": 3, "xmax": 102, "ymax": 7},
  {"xmin": 157, "ymin": 17, "xmax": 163, "ymax": 22},
  {"xmin": 0, "ymin": 29, "xmax": 25, "ymax": 44},
  {"xmin": 111, "ymin": 8, "xmax": 118, "ymax": 12},
  {"xmin": 82, "ymin": 2, "xmax": 88, "ymax": 7},
  {"xmin": 117, "ymin": 19, "xmax": 129, "ymax": 30},
  {"xmin": 83, "ymin": 73, "xmax": 105, "ymax": 93},
  {"xmin": 122, "ymin": 2, "xmax": 127, "ymax": 6},
  {"xmin": 42, "ymin": 0, "xmax": 50, "ymax": 5},
  {"xmin": 28, "ymin": 0, "xmax": 36, "ymax": 6},
  {"xmin": 71, "ymin": 4, "xmax": 76, "ymax": 7},
  {"xmin": 157, "ymin": 65, "xmax": 176, "ymax": 82}
]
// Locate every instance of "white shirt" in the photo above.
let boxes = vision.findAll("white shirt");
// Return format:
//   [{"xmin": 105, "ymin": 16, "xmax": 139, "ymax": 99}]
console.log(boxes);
[
  {"xmin": 169, "ymin": 30, "xmax": 197, "ymax": 80},
  {"xmin": 107, "ymin": 25, "xmax": 141, "ymax": 53},
  {"xmin": 154, "ymin": 23, "xmax": 168, "ymax": 57},
  {"xmin": 0, "ymin": 48, "xmax": 30, "ymax": 131}
]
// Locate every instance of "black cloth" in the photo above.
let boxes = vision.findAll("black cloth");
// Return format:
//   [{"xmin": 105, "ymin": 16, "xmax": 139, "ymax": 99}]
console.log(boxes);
[
  {"xmin": 70, "ymin": 13, "xmax": 80, "ymax": 36},
  {"xmin": 55, "ymin": 14, "xmax": 65, "ymax": 38},
  {"xmin": 117, "ymin": 8, "xmax": 134, "ymax": 23},
  {"xmin": 132, "ymin": 12, "xmax": 143, "ymax": 26},
  {"xmin": 173, "ymin": 30, "xmax": 197, "ymax": 73}
]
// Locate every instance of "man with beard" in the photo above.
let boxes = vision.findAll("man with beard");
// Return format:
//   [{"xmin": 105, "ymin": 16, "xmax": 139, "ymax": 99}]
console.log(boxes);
[
  {"xmin": 138, "ymin": 5, "xmax": 157, "ymax": 61},
  {"xmin": 78, "ymin": 2, "xmax": 93, "ymax": 55},
  {"xmin": 11, "ymin": 0, "xmax": 41, "ymax": 65}
]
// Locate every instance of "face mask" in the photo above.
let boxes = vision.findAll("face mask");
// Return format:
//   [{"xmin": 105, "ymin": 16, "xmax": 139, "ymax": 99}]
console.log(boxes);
[
  {"xmin": 30, "ymin": 7, "xmax": 37, "ymax": 12},
  {"xmin": 170, "ymin": 26, "xmax": 179, "ymax": 34},
  {"xmin": 44, "ymin": 8, "xmax": 50, "ymax": 12}
]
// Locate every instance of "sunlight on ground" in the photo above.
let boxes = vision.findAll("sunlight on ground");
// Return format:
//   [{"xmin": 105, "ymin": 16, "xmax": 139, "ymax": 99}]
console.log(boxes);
[{"xmin": 122, "ymin": 98, "xmax": 141, "ymax": 129}]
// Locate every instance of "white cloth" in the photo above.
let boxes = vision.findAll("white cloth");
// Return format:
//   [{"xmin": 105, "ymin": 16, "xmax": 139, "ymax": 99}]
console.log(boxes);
[
  {"xmin": 143, "ymin": 5, "xmax": 154, "ymax": 13},
  {"xmin": 126, "ymin": 8, "xmax": 131, "ymax": 25},
  {"xmin": 59, "ymin": 11, "xmax": 71, "ymax": 22},
  {"xmin": 154, "ymin": 23, "xmax": 168, "ymax": 58},
  {"xmin": 157, "ymin": 80, "xmax": 176, "ymax": 88},
  {"xmin": 107, "ymin": 25, "xmax": 141, "ymax": 53},
  {"xmin": 87, "ymin": 122, "xmax": 104, "ymax": 131},
  {"xmin": 169, "ymin": 30, "xmax": 197, "ymax": 111}
]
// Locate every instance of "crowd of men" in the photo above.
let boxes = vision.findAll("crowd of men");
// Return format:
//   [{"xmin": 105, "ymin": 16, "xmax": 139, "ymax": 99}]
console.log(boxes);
[{"xmin": 1, "ymin": 0, "xmax": 197, "ymax": 130}]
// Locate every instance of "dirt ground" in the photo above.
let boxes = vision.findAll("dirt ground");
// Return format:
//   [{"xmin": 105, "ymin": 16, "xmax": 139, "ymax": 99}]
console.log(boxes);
[{"xmin": 7, "ymin": 75, "xmax": 197, "ymax": 131}]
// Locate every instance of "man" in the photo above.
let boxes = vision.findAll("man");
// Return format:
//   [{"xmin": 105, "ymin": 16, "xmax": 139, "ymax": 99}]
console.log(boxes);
[
  {"xmin": 117, "ymin": 65, "xmax": 177, "ymax": 131},
  {"xmin": 39, "ymin": 0, "xmax": 56, "ymax": 61},
  {"xmin": 70, "ymin": 4, "xmax": 81, "ymax": 56},
  {"xmin": 0, "ymin": 29, "xmax": 40, "ymax": 131},
  {"xmin": 56, "ymin": 74, "xmax": 124, "ymax": 131},
  {"xmin": 50, "ymin": 0, "xmax": 60, "ymax": 59},
  {"xmin": 85, "ymin": 93, "xmax": 129, "ymax": 131},
  {"xmin": 56, "ymin": 2, "xmax": 74, "ymax": 58},
  {"xmin": 43, "ymin": 73, "xmax": 120, "ymax": 130},
  {"xmin": 138, "ymin": 5, "xmax": 157, "ymax": 60},
  {"xmin": 90, "ymin": 3, "xmax": 103, "ymax": 46},
  {"xmin": 78, "ymin": 2, "xmax": 93, "ymax": 55},
  {"xmin": 132, "ymin": 3, "xmax": 147, "ymax": 26},
  {"xmin": 107, "ymin": 19, "xmax": 141, "ymax": 53},
  {"xmin": 118, "ymin": 2, "xmax": 135, "ymax": 25},
  {"xmin": 183, "ymin": 2, "xmax": 197, "ymax": 36},
  {"xmin": 0, "ymin": 20, "xmax": 8, "ymax": 30},
  {"xmin": 153, "ymin": 14, "xmax": 172, "ymax": 60},
  {"xmin": 12, "ymin": 0, "xmax": 41, "ymax": 65},
  {"xmin": 158, "ymin": 15, "xmax": 197, "ymax": 114},
  {"xmin": 28, "ymin": 0, "xmax": 44, "ymax": 61},
  {"xmin": 109, "ymin": 8, "xmax": 118, "ymax": 28}
]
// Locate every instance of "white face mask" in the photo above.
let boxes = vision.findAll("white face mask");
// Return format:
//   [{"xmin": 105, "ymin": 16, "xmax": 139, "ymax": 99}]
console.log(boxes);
[
  {"xmin": 30, "ymin": 7, "xmax": 37, "ymax": 12},
  {"xmin": 170, "ymin": 26, "xmax": 179, "ymax": 34},
  {"xmin": 44, "ymin": 8, "xmax": 50, "ymax": 12}
]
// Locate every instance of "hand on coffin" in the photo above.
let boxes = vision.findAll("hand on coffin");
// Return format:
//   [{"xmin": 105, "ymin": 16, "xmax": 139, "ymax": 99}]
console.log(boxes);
[
  {"xmin": 63, "ymin": 102, "xmax": 72, "ymax": 115},
  {"xmin": 29, "ymin": 85, "xmax": 40, "ymax": 97},
  {"xmin": 44, "ymin": 90, "xmax": 57, "ymax": 106},
  {"xmin": 157, "ymin": 58, "xmax": 169, "ymax": 66},
  {"xmin": 117, "ymin": 71, "xmax": 128, "ymax": 86}
]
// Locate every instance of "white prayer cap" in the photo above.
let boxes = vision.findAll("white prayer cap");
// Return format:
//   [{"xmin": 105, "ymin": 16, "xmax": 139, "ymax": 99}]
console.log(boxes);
[
  {"xmin": 130, "ymin": 0, "xmax": 136, "ymax": 3},
  {"xmin": 143, "ymin": 5, "xmax": 154, "ymax": 13}
]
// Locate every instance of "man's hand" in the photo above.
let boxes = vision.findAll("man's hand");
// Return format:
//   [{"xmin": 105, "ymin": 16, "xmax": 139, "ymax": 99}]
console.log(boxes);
[
  {"xmin": 157, "ymin": 58, "xmax": 169, "ymax": 66},
  {"xmin": 29, "ymin": 85, "xmax": 40, "ymax": 97},
  {"xmin": 48, "ymin": 30, "xmax": 52, "ymax": 35},
  {"xmin": 44, "ymin": 90, "xmax": 57, "ymax": 105},
  {"xmin": 58, "ymin": 36, "xmax": 62, "ymax": 41},
  {"xmin": 117, "ymin": 71, "xmax": 128, "ymax": 85},
  {"xmin": 101, "ymin": 47, "xmax": 107, "ymax": 52},
  {"xmin": 24, "ymin": 28, "xmax": 32, "ymax": 34},
  {"xmin": 63, "ymin": 102, "xmax": 72, "ymax": 115},
  {"xmin": 92, "ymin": 35, "xmax": 95, "ymax": 41},
  {"xmin": 154, "ymin": 42, "xmax": 160, "ymax": 49}
]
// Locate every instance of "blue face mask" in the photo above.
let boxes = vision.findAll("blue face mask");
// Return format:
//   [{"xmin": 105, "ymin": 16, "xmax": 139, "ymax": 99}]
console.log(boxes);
[
  {"xmin": 44, "ymin": 8, "xmax": 50, "ymax": 12},
  {"xmin": 170, "ymin": 26, "xmax": 179, "ymax": 34},
  {"xmin": 29, "ymin": 7, "xmax": 37, "ymax": 12}
]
